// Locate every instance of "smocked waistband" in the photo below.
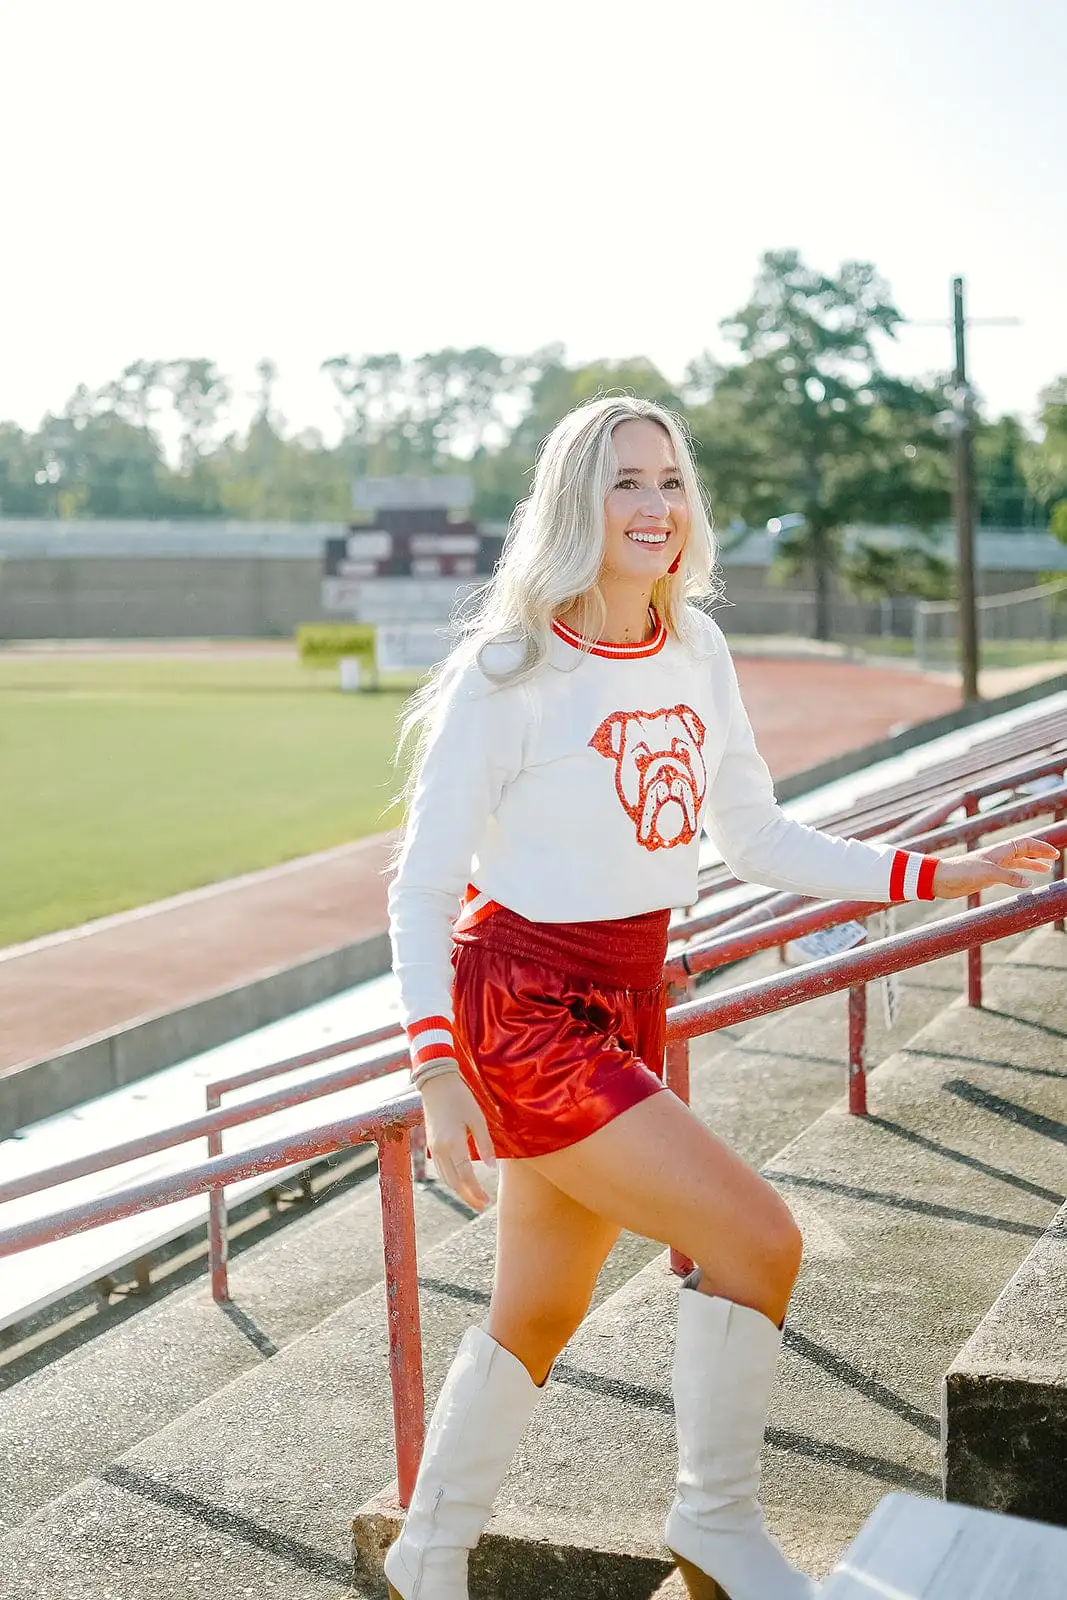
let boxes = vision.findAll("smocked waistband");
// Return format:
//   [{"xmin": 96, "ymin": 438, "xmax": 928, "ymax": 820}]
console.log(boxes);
[{"xmin": 453, "ymin": 902, "xmax": 670, "ymax": 991}]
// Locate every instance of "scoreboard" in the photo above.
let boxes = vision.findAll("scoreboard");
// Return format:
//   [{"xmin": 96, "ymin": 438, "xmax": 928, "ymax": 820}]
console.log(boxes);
[{"xmin": 322, "ymin": 477, "xmax": 504, "ymax": 620}]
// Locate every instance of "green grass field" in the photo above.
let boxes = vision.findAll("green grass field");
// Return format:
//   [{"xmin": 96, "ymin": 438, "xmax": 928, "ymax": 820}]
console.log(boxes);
[
  {"xmin": 3, "ymin": 635, "xmax": 1065, "ymax": 949},
  {"xmin": 0, "ymin": 653, "xmax": 415, "ymax": 946},
  {"xmin": 850, "ymin": 637, "xmax": 1067, "ymax": 669}
]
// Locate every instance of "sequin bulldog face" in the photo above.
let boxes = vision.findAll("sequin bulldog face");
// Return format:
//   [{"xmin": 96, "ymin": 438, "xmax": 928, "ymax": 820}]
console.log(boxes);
[{"xmin": 590, "ymin": 705, "xmax": 707, "ymax": 851}]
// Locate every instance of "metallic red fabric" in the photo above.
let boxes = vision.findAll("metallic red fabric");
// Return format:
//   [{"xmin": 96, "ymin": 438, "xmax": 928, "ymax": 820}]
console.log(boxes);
[{"xmin": 451, "ymin": 903, "xmax": 671, "ymax": 1159}]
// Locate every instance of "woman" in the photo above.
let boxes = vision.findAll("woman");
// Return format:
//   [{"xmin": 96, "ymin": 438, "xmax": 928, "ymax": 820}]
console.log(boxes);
[{"xmin": 384, "ymin": 396, "xmax": 1056, "ymax": 1600}]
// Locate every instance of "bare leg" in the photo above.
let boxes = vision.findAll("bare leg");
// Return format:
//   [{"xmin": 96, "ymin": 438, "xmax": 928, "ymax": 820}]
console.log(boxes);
[
  {"xmin": 518, "ymin": 1092, "xmax": 812, "ymax": 1600},
  {"xmin": 488, "ymin": 1157, "xmax": 623, "ymax": 1384},
  {"xmin": 527, "ymin": 1090, "xmax": 802, "ymax": 1325},
  {"xmin": 384, "ymin": 1157, "xmax": 623, "ymax": 1598}
]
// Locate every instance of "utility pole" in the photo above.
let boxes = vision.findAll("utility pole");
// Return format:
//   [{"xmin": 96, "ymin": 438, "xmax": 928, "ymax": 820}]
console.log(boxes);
[
  {"xmin": 952, "ymin": 277, "xmax": 980, "ymax": 705},
  {"xmin": 906, "ymin": 287, "xmax": 1018, "ymax": 707}
]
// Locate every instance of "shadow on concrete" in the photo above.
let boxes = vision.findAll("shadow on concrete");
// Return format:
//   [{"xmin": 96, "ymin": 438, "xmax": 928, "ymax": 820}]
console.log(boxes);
[
  {"xmin": 550, "ymin": 1362, "xmax": 940, "ymax": 1495},
  {"xmin": 764, "ymin": 1427, "xmax": 940, "ymax": 1496},
  {"xmin": 737, "ymin": 1046, "xmax": 841, "ymax": 1069},
  {"xmin": 552, "ymin": 1362, "xmax": 672, "ymax": 1413},
  {"xmin": 1, "ymin": 1149, "xmax": 377, "ymax": 1393},
  {"xmin": 865, "ymin": 1115, "xmax": 1064, "ymax": 1205},
  {"xmin": 945, "ymin": 1080, "xmax": 1067, "ymax": 1146},
  {"xmin": 418, "ymin": 1276, "xmax": 491, "ymax": 1308},
  {"xmin": 768, "ymin": 1171, "xmax": 1046, "ymax": 1240},
  {"xmin": 980, "ymin": 1007, "xmax": 1067, "ymax": 1044},
  {"xmin": 420, "ymin": 1184, "xmax": 481, "ymax": 1222},
  {"xmin": 220, "ymin": 1302, "xmax": 279, "ymax": 1358},
  {"xmin": 902, "ymin": 1046, "xmax": 1067, "ymax": 1081},
  {"xmin": 782, "ymin": 1325, "xmax": 939, "ymax": 1439},
  {"xmin": 101, "ymin": 1463, "xmax": 352, "ymax": 1584}
]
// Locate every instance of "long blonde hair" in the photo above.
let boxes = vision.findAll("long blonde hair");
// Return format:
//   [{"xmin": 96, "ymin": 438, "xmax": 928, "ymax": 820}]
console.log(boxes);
[{"xmin": 395, "ymin": 394, "xmax": 720, "ymax": 794}]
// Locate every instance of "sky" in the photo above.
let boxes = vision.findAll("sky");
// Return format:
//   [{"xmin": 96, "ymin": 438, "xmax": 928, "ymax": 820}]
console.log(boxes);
[{"xmin": 2, "ymin": 0, "xmax": 1065, "ymax": 447}]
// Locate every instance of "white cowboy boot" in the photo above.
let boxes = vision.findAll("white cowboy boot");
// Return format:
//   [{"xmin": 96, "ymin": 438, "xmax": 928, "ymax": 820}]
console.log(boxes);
[
  {"xmin": 665, "ymin": 1287, "xmax": 817, "ymax": 1599},
  {"xmin": 384, "ymin": 1326, "xmax": 542, "ymax": 1600}
]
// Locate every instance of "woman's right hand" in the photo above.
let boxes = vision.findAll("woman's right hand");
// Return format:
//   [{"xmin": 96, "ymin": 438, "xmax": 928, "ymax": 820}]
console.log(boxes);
[{"xmin": 420, "ymin": 1072, "xmax": 497, "ymax": 1212}]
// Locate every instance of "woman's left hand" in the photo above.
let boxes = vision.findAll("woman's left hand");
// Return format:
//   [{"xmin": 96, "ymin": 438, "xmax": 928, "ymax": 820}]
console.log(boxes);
[{"xmin": 932, "ymin": 835, "xmax": 1061, "ymax": 898}]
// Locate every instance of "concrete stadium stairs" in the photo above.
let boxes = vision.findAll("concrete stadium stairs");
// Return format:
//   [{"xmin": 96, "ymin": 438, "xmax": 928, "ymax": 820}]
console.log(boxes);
[{"xmin": 0, "ymin": 907, "xmax": 1060, "ymax": 1596}]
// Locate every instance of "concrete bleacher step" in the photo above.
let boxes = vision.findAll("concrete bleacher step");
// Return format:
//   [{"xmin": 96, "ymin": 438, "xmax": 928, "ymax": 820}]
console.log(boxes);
[
  {"xmin": 0, "ymin": 932, "xmax": 929, "ymax": 1599},
  {"xmin": 0, "ymin": 944, "xmax": 789, "ymax": 1541},
  {"xmin": 944, "ymin": 1195, "xmax": 1067, "ymax": 1524},
  {"xmin": 685, "ymin": 894, "xmax": 1028, "ymax": 1167},
  {"xmin": 0, "ymin": 1204, "xmax": 549, "ymax": 1597},
  {"xmin": 2, "ymin": 912, "xmax": 1048, "ymax": 1596},
  {"xmin": 0, "ymin": 1163, "xmax": 484, "ymax": 1540},
  {"xmin": 407, "ymin": 924, "xmax": 1063, "ymax": 1595}
]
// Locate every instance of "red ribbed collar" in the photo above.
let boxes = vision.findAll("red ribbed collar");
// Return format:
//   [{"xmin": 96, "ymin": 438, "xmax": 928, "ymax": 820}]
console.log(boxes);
[{"xmin": 551, "ymin": 609, "xmax": 667, "ymax": 659}]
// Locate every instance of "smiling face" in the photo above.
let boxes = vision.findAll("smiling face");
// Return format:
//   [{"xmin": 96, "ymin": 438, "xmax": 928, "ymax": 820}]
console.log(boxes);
[{"xmin": 600, "ymin": 418, "xmax": 690, "ymax": 590}]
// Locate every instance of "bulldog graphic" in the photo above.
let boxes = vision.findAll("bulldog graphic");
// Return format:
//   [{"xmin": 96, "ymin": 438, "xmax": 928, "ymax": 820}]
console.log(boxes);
[{"xmin": 590, "ymin": 704, "xmax": 708, "ymax": 851}]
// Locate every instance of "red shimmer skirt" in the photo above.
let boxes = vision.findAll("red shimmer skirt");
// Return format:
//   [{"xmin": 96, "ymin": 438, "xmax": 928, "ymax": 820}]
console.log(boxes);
[{"xmin": 451, "ymin": 903, "xmax": 672, "ymax": 1160}]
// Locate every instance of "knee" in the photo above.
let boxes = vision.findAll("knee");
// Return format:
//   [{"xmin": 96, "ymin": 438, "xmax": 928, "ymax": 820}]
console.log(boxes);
[
  {"xmin": 757, "ymin": 1197, "xmax": 803, "ymax": 1296},
  {"xmin": 522, "ymin": 1300, "xmax": 588, "ymax": 1360},
  {"xmin": 489, "ymin": 1297, "xmax": 589, "ymax": 1383}
]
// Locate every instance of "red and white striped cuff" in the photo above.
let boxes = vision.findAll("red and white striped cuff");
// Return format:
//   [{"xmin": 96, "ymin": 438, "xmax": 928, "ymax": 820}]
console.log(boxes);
[
  {"xmin": 888, "ymin": 849, "xmax": 938, "ymax": 902},
  {"xmin": 406, "ymin": 1015, "xmax": 460, "ymax": 1079},
  {"xmin": 453, "ymin": 881, "xmax": 502, "ymax": 934}
]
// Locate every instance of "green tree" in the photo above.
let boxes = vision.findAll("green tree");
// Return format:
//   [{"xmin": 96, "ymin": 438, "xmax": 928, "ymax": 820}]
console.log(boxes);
[
  {"xmin": 214, "ymin": 424, "xmax": 353, "ymax": 519},
  {"xmin": 13, "ymin": 385, "xmax": 187, "ymax": 519},
  {"xmin": 158, "ymin": 358, "xmax": 231, "ymax": 513},
  {"xmin": 0, "ymin": 422, "xmax": 46, "ymax": 515},
  {"xmin": 97, "ymin": 359, "xmax": 168, "ymax": 433},
  {"xmin": 510, "ymin": 352, "xmax": 680, "ymax": 457},
  {"xmin": 467, "ymin": 350, "xmax": 682, "ymax": 522},
  {"xmin": 320, "ymin": 346, "xmax": 534, "ymax": 480},
  {"xmin": 1026, "ymin": 376, "xmax": 1067, "ymax": 537},
  {"xmin": 688, "ymin": 249, "xmax": 951, "ymax": 637},
  {"xmin": 975, "ymin": 414, "xmax": 1036, "ymax": 528},
  {"xmin": 840, "ymin": 540, "xmax": 953, "ymax": 603},
  {"xmin": 164, "ymin": 358, "xmax": 231, "ymax": 470}
]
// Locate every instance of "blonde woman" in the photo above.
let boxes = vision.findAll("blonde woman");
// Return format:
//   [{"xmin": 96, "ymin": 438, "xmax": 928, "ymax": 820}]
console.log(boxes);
[{"xmin": 384, "ymin": 396, "xmax": 1056, "ymax": 1600}]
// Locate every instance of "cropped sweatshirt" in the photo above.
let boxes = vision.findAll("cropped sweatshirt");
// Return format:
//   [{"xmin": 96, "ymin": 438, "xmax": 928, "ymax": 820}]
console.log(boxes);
[{"xmin": 387, "ymin": 608, "xmax": 937, "ymax": 1081}]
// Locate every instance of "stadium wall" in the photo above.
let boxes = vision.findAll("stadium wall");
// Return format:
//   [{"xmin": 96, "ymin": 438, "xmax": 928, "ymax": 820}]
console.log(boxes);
[
  {"xmin": 0, "ymin": 520, "xmax": 1063, "ymax": 640},
  {"xmin": 0, "ymin": 557, "xmax": 330, "ymax": 638}
]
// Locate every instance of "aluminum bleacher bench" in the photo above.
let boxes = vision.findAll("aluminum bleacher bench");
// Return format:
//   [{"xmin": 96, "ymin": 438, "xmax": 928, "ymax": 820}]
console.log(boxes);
[{"xmin": 821, "ymin": 1492, "xmax": 1067, "ymax": 1598}]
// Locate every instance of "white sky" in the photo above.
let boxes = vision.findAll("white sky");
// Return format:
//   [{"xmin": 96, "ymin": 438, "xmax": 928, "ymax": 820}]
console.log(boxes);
[{"xmin": 2, "ymin": 0, "xmax": 1065, "ymax": 445}]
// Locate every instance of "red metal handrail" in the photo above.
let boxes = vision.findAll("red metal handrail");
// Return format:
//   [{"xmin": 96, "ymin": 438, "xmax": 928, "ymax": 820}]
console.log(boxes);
[
  {"xmin": 1, "ymin": 724, "xmax": 1061, "ymax": 1516},
  {"xmin": 0, "ymin": 1041, "xmax": 409, "ymax": 1206},
  {"xmin": 669, "ymin": 787, "xmax": 1067, "ymax": 984},
  {"xmin": 4, "ymin": 882, "xmax": 1065, "ymax": 1513},
  {"xmin": 205, "ymin": 1023, "xmax": 404, "ymax": 1102},
  {"xmin": 0, "ymin": 1095, "xmax": 428, "ymax": 1506},
  {"xmin": 681, "ymin": 750, "xmax": 1067, "ymax": 944},
  {"xmin": 202, "ymin": 1018, "xmax": 425, "ymax": 1304},
  {"xmin": 665, "ymin": 815, "xmax": 1067, "ymax": 1165},
  {"xmin": 668, "ymin": 879, "xmax": 1067, "ymax": 1043},
  {"xmin": 662, "ymin": 874, "xmax": 1067, "ymax": 1276},
  {"xmin": 695, "ymin": 717, "xmax": 1067, "ymax": 893}
]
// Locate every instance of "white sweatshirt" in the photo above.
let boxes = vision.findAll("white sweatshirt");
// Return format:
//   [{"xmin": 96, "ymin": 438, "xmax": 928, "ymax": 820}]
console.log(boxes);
[{"xmin": 388, "ymin": 608, "xmax": 936, "ymax": 1079}]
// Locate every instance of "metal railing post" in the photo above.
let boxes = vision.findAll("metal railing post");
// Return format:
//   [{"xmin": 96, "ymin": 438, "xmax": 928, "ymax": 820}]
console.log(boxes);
[
  {"xmin": 410, "ymin": 1122, "xmax": 428, "ymax": 1184},
  {"xmin": 378, "ymin": 1126, "xmax": 425, "ymax": 1508},
  {"xmin": 963, "ymin": 792, "xmax": 983, "ymax": 1007},
  {"xmin": 848, "ymin": 981, "xmax": 868, "ymax": 1116},
  {"xmin": 1055, "ymin": 807, "xmax": 1066, "ymax": 934},
  {"xmin": 665, "ymin": 975, "xmax": 696, "ymax": 1279},
  {"xmin": 847, "ymin": 917, "xmax": 870, "ymax": 1116},
  {"xmin": 206, "ymin": 1086, "xmax": 229, "ymax": 1303}
]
